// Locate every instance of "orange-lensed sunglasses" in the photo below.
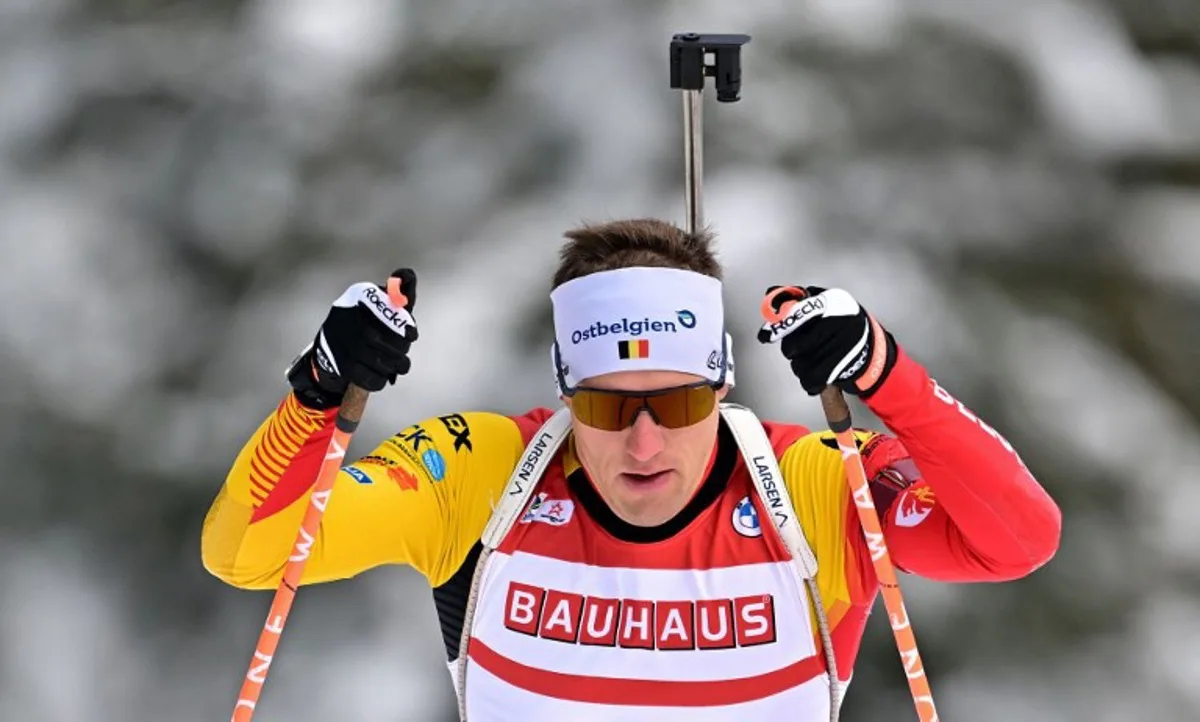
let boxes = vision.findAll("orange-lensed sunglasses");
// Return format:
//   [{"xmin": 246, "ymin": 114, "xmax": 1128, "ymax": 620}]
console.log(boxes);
[{"xmin": 566, "ymin": 381, "xmax": 720, "ymax": 431}]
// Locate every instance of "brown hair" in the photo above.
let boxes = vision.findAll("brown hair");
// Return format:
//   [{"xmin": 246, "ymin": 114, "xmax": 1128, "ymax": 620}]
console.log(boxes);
[{"xmin": 552, "ymin": 218, "xmax": 723, "ymax": 289}]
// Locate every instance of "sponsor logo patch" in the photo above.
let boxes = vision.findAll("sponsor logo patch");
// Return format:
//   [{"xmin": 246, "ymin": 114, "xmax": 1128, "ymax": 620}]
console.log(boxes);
[
  {"xmin": 706, "ymin": 349, "xmax": 725, "ymax": 371},
  {"xmin": 383, "ymin": 438, "xmax": 425, "ymax": 469},
  {"xmin": 732, "ymin": 496, "xmax": 762, "ymax": 538},
  {"xmin": 764, "ymin": 297, "xmax": 825, "ymax": 341},
  {"xmin": 357, "ymin": 454, "xmax": 394, "ymax": 468},
  {"xmin": 421, "ymin": 448, "xmax": 447, "ymax": 481},
  {"xmin": 750, "ymin": 454, "xmax": 789, "ymax": 530},
  {"xmin": 512, "ymin": 432, "xmax": 554, "ymax": 496},
  {"xmin": 895, "ymin": 486, "xmax": 936, "ymax": 527},
  {"xmin": 570, "ymin": 313, "xmax": 696, "ymax": 345},
  {"xmin": 438, "ymin": 414, "xmax": 473, "ymax": 452},
  {"xmin": 519, "ymin": 492, "xmax": 574, "ymax": 526},
  {"xmin": 387, "ymin": 465, "xmax": 419, "ymax": 491},
  {"xmin": 504, "ymin": 581, "xmax": 776, "ymax": 650},
  {"xmin": 341, "ymin": 466, "xmax": 372, "ymax": 485},
  {"xmin": 397, "ymin": 424, "xmax": 434, "ymax": 452},
  {"xmin": 362, "ymin": 285, "xmax": 413, "ymax": 334}
]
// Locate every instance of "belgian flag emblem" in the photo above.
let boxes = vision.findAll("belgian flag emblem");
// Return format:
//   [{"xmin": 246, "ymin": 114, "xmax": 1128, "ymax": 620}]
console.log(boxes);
[{"xmin": 618, "ymin": 339, "xmax": 650, "ymax": 359}]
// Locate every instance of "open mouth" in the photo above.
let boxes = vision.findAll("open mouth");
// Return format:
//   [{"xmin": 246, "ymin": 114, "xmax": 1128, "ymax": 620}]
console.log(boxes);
[{"xmin": 620, "ymin": 470, "xmax": 672, "ymax": 488}]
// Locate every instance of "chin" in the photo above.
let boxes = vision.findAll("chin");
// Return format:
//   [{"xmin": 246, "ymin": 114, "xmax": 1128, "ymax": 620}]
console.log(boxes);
[{"xmin": 613, "ymin": 497, "xmax": 686, "ymax": 528}]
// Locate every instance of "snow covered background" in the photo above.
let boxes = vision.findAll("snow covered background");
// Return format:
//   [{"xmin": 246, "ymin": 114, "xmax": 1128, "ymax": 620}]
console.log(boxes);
[{"xmin": 1, "ymin": 0, "xmax": 1198, "ymax": 719}]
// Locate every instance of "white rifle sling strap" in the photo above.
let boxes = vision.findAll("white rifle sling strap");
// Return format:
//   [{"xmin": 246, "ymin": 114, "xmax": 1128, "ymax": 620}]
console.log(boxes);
[
  {"xmin": 718, "ymin": 404, "xmax": 818, "ymax": 575},
  {"xmin": 456, "ymin": 408, "xmax": 573, "ymax": 721},
  {"xmin": 456, "ymin": 405, "xmax": 841, "ymax": 721},
  {"xmin": 720, "ymin": 403, "xmax": 843, "ymax": 720},
  {"xmin": 481, "ymin": 408, "xmax": 575, "ymax": 548}
]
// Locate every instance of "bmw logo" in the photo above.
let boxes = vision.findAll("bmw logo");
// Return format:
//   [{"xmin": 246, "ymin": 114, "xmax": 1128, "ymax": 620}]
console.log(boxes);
[
  {"xmin": 677, "ymin": 310, "xmax": 697, "ymax": 329},
  {"xmin": 732, "ymin": 496, "xmax": 762, "ymax": 538}
]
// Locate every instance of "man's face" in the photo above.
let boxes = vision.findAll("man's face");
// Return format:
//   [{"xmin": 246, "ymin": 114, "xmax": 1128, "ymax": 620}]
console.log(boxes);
[{"xmin": 564, "ymin": 370, "xmax": 728, "ymax": 528}]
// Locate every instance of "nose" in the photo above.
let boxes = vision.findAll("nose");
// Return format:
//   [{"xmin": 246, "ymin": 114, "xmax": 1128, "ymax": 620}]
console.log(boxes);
[{"xmin": 625, "ymin": 409, "xmax": 666, "ymax": 462}]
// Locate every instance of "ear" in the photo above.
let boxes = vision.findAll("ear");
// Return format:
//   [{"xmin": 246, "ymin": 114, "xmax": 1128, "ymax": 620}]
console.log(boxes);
[
  {"xmin": 716, "ymin": 384, "xmax": 731, "ymax": 402},
  {"xmin": 561, "ymin": 395, "xmax": 573, "ymax": 408}
]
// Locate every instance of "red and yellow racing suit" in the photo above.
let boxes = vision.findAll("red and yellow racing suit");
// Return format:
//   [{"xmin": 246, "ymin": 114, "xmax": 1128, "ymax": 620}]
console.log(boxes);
[{"xmin": 203, "ymin": 348, "xmax": 1061, "ymax": 689}]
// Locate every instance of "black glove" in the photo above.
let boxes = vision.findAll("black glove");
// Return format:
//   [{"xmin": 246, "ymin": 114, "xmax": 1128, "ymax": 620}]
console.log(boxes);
[
  {"xmin": 287, "ymin": 268, "xmax": 419, "ymax": 409},
  {"xmin": 756, "ymin": 285, "xmax": 897, "ymax": 398}
]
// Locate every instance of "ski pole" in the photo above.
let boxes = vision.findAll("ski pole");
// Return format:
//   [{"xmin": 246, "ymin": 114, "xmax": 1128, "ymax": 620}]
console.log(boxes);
[
  {"xmin": 230, "ymin": 278, "xmax": 409, "ymax": 722},
  {"xmin": 761, "ymin": 288, "xmax": 940, "ymax": 722}
]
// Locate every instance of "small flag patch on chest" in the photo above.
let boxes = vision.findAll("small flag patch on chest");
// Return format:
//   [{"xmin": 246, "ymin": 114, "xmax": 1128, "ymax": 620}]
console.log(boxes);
[{"xmin": 618, "ymin": 339, "xmax": 650, "ymax": 359}]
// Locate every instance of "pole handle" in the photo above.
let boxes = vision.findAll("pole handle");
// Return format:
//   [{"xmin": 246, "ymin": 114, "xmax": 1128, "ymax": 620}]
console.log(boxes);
[{"xmin": 335, "ymin": 384, "xmax": 370, "ymax": 431}]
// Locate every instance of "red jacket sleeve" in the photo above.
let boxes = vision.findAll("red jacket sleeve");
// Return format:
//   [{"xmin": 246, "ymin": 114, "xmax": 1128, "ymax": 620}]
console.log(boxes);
[{"xmin": 856, "ymin": 348, "xmax": 1062, "ymax": 582}]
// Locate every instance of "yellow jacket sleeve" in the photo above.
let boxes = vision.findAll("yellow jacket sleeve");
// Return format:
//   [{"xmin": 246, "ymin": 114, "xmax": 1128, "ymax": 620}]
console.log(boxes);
[
  {"xmin": 201, "ymin": 394, "xmax": 529, "ymax": 590},
  {"xmin": 778, "ymin": 429, "xmax": 878, "ymax": 627}
]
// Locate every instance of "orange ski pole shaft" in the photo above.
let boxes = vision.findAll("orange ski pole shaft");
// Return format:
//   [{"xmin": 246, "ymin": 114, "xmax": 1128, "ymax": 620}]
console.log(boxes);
[
  {"xmin": 230, "ymin": 279, "xmax": 407, "ymax": 722},
  {"xmin": 819, "ymin": 387, "xmax": 939, "ymax": 722},
  {"xmin": 764, "ymin": 288, "xmax": 939, "ymax": 722},
  {"xmin": 229, "ymin": 385, "xmax": 365, "ymax": 721}
]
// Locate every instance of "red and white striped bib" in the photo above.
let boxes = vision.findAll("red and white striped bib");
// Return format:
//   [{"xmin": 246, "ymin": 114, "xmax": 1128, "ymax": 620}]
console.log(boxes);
[{"xmin": 459, "ymin": 457, "xmax": 832, "ymax": 721}]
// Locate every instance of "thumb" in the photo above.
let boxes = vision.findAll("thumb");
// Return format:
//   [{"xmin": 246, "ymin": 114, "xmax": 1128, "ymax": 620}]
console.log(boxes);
[{"xmin": 387, "ymin": 268, "xmax": 418, "ymax": 312}]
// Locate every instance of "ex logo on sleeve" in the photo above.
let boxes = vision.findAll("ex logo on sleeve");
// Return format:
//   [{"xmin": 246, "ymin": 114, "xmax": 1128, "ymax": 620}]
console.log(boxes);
[{"xmin": 438, "ymin": 414, "xmax": 473, "ymax": 452}]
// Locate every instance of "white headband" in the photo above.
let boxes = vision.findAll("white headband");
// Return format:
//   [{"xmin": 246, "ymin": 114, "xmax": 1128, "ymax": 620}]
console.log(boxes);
[{"xmin": 550, "ymin": 267, "xmax": 735, "ymax": 394}]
